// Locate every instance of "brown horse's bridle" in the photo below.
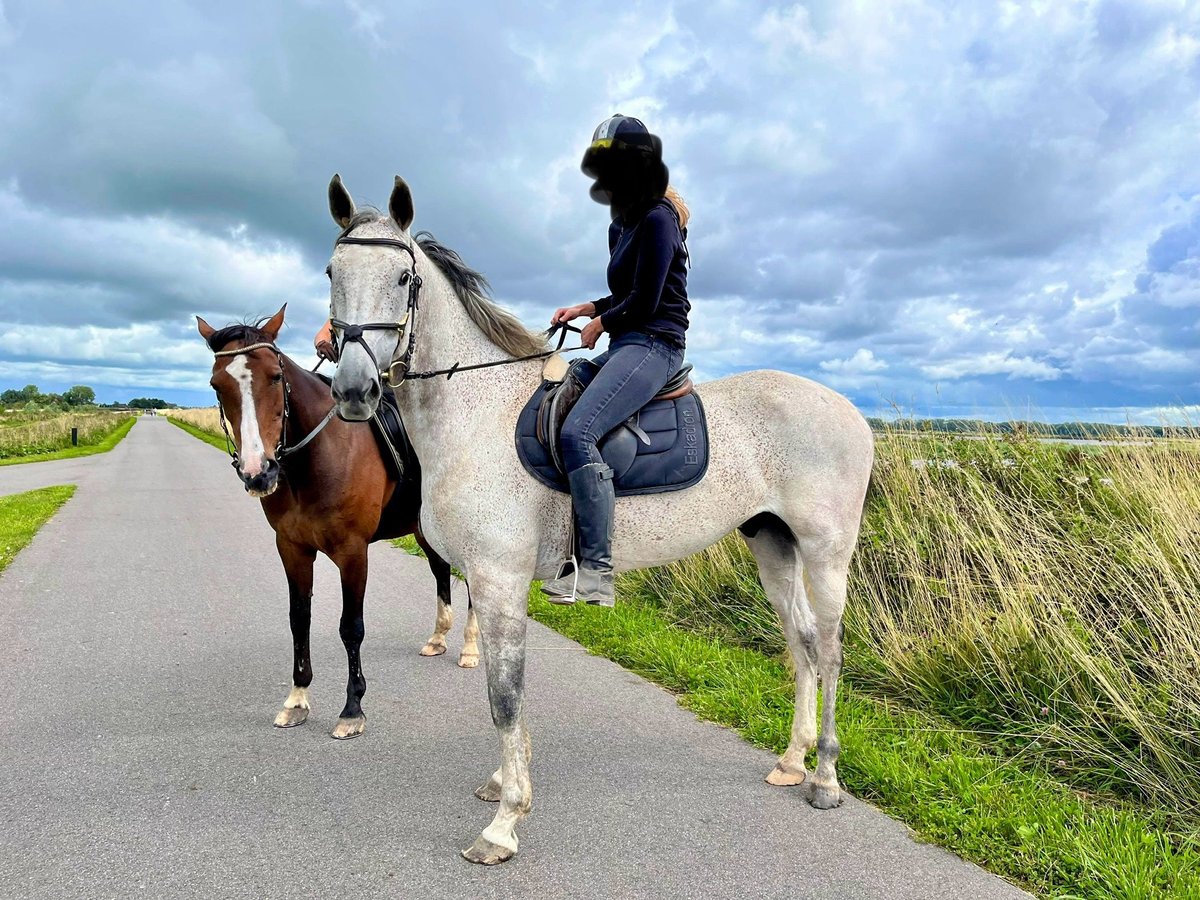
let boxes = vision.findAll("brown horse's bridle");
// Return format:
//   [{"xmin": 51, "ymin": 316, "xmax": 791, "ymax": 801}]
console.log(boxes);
[
  {"xmin": 211, "ymin": 342, "xmax": 336, "ymax": 472},
  {"xmin": 329, "ymin": 233, "xmax": 582, "ymax": 386}
]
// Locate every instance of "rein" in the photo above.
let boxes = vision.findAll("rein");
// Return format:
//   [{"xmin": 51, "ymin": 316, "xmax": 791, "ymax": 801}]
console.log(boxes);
[
  {"xmin": 211, "ymin": 342, "xmax": 337, "ymax": 471},
  {"xmin": 329, "ymin": 233, "xmax": 583, "ymax": 385}
]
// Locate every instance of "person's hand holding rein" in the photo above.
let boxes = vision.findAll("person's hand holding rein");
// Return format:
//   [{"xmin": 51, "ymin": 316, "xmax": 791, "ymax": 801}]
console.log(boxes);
[
  {"xmin": 550, "ymin": 302, "xmax": 596, "ymax": 326},
  {"xmin": 579, "ymin": 317, "xmax": 605, "ymax": 349}
]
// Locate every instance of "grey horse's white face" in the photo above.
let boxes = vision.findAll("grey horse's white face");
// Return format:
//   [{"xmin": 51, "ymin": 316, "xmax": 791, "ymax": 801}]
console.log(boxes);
[{"xmin": 326, "ymin": 174, "xmax": 416, "ymax": 421}]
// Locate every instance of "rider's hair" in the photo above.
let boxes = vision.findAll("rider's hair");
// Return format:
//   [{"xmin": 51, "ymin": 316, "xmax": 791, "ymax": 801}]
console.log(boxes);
[{"xmin": 665, "ymin": 186, "xmax": 690, "ymax": 229}]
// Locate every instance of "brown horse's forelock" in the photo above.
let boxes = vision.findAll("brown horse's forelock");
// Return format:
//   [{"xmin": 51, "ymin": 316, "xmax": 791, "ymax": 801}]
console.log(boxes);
[{"xmin": 205, "ymin": 319, "xmax": 275, "ymax": 353}]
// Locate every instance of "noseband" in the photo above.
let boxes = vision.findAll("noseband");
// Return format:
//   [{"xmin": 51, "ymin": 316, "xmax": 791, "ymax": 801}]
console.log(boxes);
[
  {"xmin": 329, "ymin": 236, "xmax": 423, "ymax": 386},
  {"xmin": 211, "ymin": 342, "xmax": 337, "ymax": 473}
]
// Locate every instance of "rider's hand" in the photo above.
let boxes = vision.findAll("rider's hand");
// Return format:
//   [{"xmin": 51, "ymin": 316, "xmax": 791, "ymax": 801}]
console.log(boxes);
[
  {"xmin": 551, "ymin": 302, "xmax": 596, "ymax": 326},
  {"xmin": 580, "ymin": 317, "xmax": 605, "ymax": 349},
  {"xmin": 315, "ymin": 340, "xmax": 339, "ymax": 363}
]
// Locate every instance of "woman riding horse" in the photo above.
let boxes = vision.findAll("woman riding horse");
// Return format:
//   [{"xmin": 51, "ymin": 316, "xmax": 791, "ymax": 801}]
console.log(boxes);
[{"xmin": 543, "ymin": 114, "xmax": 691, "ymax": 606}]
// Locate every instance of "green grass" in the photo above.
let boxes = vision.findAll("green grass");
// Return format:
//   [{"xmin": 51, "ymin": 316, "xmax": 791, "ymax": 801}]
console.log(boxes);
[
  {"xmin": 169, "ymin": 417, "xmax": 229, "ymax": 453},
  {"xmin": 392, "ymin": 534, "xmax": 1200, "ymax": 899},
  {"xmin": 0, "ymin": 485, "xmax": 77, "ymax": 573},
  {"xmin": 0, "ymin": 416, "xmax": 136, "ymax": 466}
]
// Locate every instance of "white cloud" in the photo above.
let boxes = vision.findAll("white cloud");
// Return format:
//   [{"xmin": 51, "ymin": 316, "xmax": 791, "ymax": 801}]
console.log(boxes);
[
  {"xmin": 922, "ymin": 352, "xmax": 1063, "ymax": 382},
  {"xmin": 820, "ymin": 348, "xmax": 888, "ymax": 375}
]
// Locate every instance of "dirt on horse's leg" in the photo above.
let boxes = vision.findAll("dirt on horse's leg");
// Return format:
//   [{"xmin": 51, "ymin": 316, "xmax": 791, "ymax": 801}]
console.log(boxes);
[
  {"xmin": 274, "ymin": 541, "xmax": 316, "ymax": 728},
  {"xmin": 330, "ymin": 544, "xmax": 369, "ymax": 740},
  {"xmin": 462, "ymin": 572, "xmax": 532, "ymax": 865},
  {"xmin": 419, "ymin": 546, "xmax": 453, "ymax": 657}
]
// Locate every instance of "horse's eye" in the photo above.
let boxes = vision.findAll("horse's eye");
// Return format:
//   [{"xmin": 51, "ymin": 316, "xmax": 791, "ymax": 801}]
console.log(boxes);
[
  {"xmin": 271, "ymin": 373, "xmax": 283, "ymax": 384},
  {"xmin": 325, "ymin": 264, "xmax": 332, "ymax": 281},
  {"xmin": 398, "ymin": 271, "xmax": 411, "ymax": 286}
]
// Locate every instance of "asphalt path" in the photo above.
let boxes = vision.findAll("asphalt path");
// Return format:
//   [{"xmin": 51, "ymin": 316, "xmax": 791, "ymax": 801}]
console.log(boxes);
[{"xmin": 0, "ymin": 417, "xmax": 1030, "ymax": 899}]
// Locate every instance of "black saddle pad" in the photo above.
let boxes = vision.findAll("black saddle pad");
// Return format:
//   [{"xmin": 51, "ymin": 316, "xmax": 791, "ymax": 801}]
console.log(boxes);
[
  {"xmin": 514, "ymin": 380, "xmax": 709, "ymax": 496},
  {"xmin": 370, "ymin": 390, "xmax": 412, "ymax": 481}
]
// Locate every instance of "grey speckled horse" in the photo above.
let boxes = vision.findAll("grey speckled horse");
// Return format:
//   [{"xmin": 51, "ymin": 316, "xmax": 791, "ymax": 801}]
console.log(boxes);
[{"xmin": 325, "ymin": 175, "xmax": 875, "ymax": 865}]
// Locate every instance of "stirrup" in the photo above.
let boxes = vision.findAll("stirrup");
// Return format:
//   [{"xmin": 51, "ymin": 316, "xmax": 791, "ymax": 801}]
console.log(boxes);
[{"xmin": 541, "ymin": 554, "xmax": 580, "ymax": 605}]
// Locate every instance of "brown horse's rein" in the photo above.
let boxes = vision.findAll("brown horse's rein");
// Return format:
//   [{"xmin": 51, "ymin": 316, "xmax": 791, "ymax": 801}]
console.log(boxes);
[
  {"xmin": 211, "ymin": 342, "xmax": 337, "ymax": 470},
  {"xmin": 329, "ymin": 234, "xmax": 584, "ymax": 385}
]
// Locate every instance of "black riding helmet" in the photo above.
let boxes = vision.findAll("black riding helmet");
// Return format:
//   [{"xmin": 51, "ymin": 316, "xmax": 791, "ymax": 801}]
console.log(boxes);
[{"xmin": 582, "ymin": 114, "xmax": 669, "ymax": 207}]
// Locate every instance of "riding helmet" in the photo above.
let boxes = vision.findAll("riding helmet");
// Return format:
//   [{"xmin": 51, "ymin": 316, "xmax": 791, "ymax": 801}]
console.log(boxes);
[{"xmin": 582, "ymin": 114, "xmax": 669, "ymax": 207}]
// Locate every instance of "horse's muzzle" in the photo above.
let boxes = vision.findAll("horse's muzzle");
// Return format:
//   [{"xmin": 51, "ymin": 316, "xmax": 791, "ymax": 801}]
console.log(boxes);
[
  {"xmin": 242, "ymin": 458, "xmax": 281, "ymax": 497},
  {"xmin": 332, "ymin": 378, "xmax": 381, "ymax": 422}
]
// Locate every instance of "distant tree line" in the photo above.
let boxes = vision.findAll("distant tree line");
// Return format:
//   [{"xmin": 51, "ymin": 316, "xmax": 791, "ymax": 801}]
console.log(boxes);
[
  {"xmin": 868, "ymin": 417, "xmax": 1192, "ymax": 440},
  {"xmin": 0, "ymin": 384, "xmax": 176, "ymax": 411}
]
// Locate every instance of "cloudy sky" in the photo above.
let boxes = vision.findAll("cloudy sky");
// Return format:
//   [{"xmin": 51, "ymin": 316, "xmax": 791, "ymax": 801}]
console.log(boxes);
[{"xmin": 1, "ymin": 0, "xmax": 1197, "ymax": 422}]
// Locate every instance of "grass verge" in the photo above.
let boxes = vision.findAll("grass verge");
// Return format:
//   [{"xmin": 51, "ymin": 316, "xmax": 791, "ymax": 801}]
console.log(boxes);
[
  {"xmin": 169, "ymin": 417, "xmax": 228, "ymax": 453},
  {"xmin": 0, "ymin": 416, "xmax": 136, "ymax": 467},
  {"xmin": 392, "ymin": 534, "xmax": 1200, "ymax": 899},
  {"xmin": 0, "ymin": 485, "xmax": 77, "ymax": 574}
]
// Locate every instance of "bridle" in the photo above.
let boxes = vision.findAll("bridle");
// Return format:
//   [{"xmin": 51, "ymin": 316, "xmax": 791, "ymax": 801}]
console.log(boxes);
[
  {"xmin": 329, "ymin": 236, "xmax": 423, "ymax": 386},
  {"xmin": 328, "ymin": 233, "xmax": 582, "ymax": 385},
  {"xmin": 211, "ymin": 342, "xmax": 337, "ymax": 473}
]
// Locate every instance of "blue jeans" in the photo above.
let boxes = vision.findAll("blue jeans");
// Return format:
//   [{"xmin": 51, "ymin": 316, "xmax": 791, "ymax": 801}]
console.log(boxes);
[{"xmin": 560, "ymin": 332, "xmax": 684, "ymax": 473}]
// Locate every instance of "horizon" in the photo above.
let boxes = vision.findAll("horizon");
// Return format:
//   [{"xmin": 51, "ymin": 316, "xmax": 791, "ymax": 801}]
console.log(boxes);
[{"xmin": 1, "ymin": 1, "xmax": 1197, "ymax": 425}]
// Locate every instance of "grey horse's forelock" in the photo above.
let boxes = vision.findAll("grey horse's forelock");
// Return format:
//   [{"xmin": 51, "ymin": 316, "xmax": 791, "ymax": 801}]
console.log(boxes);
[{"xmin": 336, "ymin": 212, "xmax": 547, "ymax": 360}]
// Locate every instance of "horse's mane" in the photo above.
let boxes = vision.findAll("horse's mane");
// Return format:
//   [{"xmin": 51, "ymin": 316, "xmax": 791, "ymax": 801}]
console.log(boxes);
[
  {"xmin": 205, "ymin": 319, "xmax": 274, "ymax": 352},
  {"xmin": 337, "ymin": 211, "xmax": 547, "ymax": 359}
]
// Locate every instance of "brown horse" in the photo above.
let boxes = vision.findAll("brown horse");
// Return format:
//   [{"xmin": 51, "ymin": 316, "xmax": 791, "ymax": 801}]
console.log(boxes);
[{"xmin": 196, "ymin": 305, "xmax": 478, "ymax": 740}]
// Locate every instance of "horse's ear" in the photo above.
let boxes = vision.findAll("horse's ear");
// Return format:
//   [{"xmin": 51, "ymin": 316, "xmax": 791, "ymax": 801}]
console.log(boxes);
[
  {"xmin": 389, "ymin": 176, "xmax": 414, "ymax": 232},
  {"xmin": 196, "ymin": 316, "xmax": 216, "ymax": 342},
  {"xmin": 329, "ymin": 174, "xmax": 356, "ymax": 228},
  {"xmin": 261, "ymin": 304, "xmax": 287, "ymax": 342}
]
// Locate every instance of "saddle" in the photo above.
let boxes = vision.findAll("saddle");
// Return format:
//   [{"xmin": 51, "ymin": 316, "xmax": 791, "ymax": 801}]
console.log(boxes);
[{"xmin": 515, "ymin": 358, "xmax": 710, "ymax": 497}]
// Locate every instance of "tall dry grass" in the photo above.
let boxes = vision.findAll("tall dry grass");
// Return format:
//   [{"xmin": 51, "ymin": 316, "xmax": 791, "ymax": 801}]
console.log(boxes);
[
  {"xmin": 0, "ymin": 411, "xmax": 133, "ymax": 459},
  {"xmin": 620, "ymin": 429, "xmax": 1200, "ymax": 816},
  {"xmin": 165, "ymin": 407, "xmax": 223, "ymax": 438}
]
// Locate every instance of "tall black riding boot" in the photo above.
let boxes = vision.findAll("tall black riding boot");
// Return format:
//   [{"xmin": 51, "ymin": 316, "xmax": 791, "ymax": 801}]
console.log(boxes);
[{"xmin": 542, "ymin": 462, "xmax": 616, "ymax": 606}]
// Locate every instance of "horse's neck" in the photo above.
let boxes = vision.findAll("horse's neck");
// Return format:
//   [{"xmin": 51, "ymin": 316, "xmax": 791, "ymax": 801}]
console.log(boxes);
[
  {"xmin": 398, "ymin": 278, "xmax": 540, "ymax": 453},
  {"xmin": 414, "ymin": 278, "xmax": 510, "ymax": 373}
]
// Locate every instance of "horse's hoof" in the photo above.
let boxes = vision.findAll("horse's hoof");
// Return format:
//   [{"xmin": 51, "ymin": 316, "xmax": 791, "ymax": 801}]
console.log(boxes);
[
  {"xmin": 331, "ymin": 716, "xmax": 366, "ymax": 740},
  {"xmin": 273, "ymin": 707, "xmax": 309, "ymax": 728},
  {"xmin": 458, "ymin": 651, "xmax": 480, "ymax": 669},
  {"xmin": 766, "ymin": 763, "xmax": 806, "ymax": 786},
  {"xmin": 474, "ymin": 779, "xmax": 502, "ymax": 802},
  {"xmin": 808, "ymin": 782, "xmax": 843, "ymax": 809},
  {"xmin": 461, "ymin": 836, "xmax": 515, "ymax": 865},
  {"xmin": 419, "ymin": 642, "xmax": 448, "ymax": 657}
]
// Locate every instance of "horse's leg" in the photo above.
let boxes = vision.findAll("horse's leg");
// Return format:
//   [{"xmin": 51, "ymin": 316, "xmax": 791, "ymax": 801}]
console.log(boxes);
[
  {"xmin": 330, "ymin": 543, "xmax": 369, "ymax": 740},
  {"xmin": 459, "ymin": 587, "xmax": 479, "ymax": 669},
  {"xmin": 418, "ymin": 539, "xmax": 453, "ymax": 657},
  {"xmin": 461, "ymin": 571, "xmax": 533, "ymax": 865},
  {"xmin": 273, "ymin": 541, "xmax": 316, "ymax": 728},
  {"xmin": 795, "ymin": 533, "xmax": 853, "ymax": 809},
  {"xmin": 743, "ymin": 520, "xmax": 816, "ymax": 786}
]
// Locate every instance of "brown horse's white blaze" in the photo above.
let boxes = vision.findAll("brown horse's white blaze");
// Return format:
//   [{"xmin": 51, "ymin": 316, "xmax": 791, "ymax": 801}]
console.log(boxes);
[
  {"xmin": 325, "ymin": 176, "xmax": 873, "ymax": 865},
  {"xmin": 224, "ymin": 354, "xmax": 270, "ymax": 480}
]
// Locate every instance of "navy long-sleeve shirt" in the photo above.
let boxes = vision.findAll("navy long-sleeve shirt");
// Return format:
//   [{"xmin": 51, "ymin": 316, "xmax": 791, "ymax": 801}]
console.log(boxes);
[{"xmin": 592, "ymin": 198, "xmax": 690, "ymax": 349}]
